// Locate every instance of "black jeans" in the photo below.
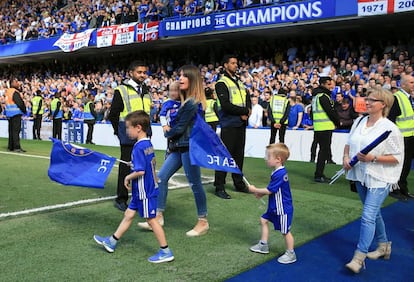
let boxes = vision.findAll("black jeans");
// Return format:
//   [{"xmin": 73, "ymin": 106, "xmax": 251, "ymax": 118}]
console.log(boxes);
[
  {"xmin": 85, "ymin": 120, "xmax": 95, "ymax": 143},
  {"xmin": 314, "ymin": 130, "xmax": 332, "ymax": 178},
  {"xmin": 269, "ymin": 123, "xmax": 287, "ymax": 144},
  {"xmin": 399, "ymin": 136, "xmax": 414, "ymax": 194},
  {"xmin": 52, "ymin": 118, "xmax": 62, "ymax": 139},
  {"xmin": 214, "ymin": 126, "xmax": 246, "ymax": 191},
  {"xmin": 33, "ymin": 115, "xmax": 42, "ymax": 139},
  {"xmin": 8, "ymin": 115, "xmax": 22, "ymax": 150},
  {"xmin": 116, "ymin": 144, "xmax": 133, "ymax": 204}
]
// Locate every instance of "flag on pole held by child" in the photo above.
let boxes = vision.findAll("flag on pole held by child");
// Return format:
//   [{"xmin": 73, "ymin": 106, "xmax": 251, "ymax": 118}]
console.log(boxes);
[
  {"xmin": 190, "ymin": 114, "xmax": 242, "ymax": 175},
  {"xmin": 48, "ymin": 138, "xmax": 116, "ymax": 189}
]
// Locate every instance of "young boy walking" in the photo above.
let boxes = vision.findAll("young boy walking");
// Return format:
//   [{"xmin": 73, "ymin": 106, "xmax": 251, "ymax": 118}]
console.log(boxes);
[
  {"xmin": 94, "ymin": 110, "xmax": 174, "ymax": 263},
  {"xmin": 248, "ymin": 143, "xmax": 296, "ymax": 264}
]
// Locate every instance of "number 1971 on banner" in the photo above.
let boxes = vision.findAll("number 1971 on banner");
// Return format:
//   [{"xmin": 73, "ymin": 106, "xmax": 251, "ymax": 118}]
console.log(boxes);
[{"xmin": 358, "ymin": 0, "xmax": 388, "ymax": 16}]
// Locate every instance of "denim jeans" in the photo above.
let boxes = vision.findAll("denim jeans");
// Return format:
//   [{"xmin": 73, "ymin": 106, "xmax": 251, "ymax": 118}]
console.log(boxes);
[
  {"xmin": 355, "ymin": 181, "xmax": 389, "ymax": 253},
  {"xmin": 157, "ymin": 150, "xmax": 207, "ymax": 217}
]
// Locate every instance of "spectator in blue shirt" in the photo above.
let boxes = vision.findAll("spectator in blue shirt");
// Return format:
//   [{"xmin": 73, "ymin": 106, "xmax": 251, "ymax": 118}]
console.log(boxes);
[{"xmin": 287, "ymin": 92, "xmax": 303, "ymax": 129}]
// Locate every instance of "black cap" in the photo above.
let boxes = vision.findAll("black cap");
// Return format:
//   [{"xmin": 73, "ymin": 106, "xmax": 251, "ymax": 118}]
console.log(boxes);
[{"xmin": 319, "ymin": 76, "xmax": 332, "ymax": 85}]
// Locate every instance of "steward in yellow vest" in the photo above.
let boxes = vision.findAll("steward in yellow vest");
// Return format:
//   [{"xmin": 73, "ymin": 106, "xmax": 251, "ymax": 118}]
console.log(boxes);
[
  {"xmin": 108, "ymin": 65, "xmax": 151, "ymax": 145},
  {"xmin": 31, "ymin": 90, "xmax": 44, "ymax": 140},
  {"xmin": 204, "ymin": 87, "xmax": 219, "ymax": 131},
  {"xmin": 214, "ymin": 54, "xmax": 251, "ymax": 199},
  {"xmin": 107, "ymin": 60, "xmax": 151, "ymax": 210},
  {"xmin": 391, "ymin": 89, "xmax": 414, "ymax": 137},
  {"xmin": 84, "ymin": 94, "xmax": 97, "ymax": 144},
  {"xmin": 310, "ymin": 77, "xmax": 340, "ymax": 182},
  {"xmin": 268, "ymin": 90, "xmax": 290, "ymax": 144},
  {"xmin": 311, "ymin": 83, "xmax": 339, "ymax": 132}
]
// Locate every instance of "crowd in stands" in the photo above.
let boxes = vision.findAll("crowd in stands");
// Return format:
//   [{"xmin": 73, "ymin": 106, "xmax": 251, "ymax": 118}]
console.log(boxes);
[
  {"xmin": 1, "ymin": 37, "xmax": 414, "ymax": 132},
  {"xmin": 0, "ymin": 0, "xmax": 301, "ymax": 44}
]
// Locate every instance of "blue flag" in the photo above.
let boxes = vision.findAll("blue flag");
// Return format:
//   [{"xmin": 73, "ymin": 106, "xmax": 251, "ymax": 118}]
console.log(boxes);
[
  {"xmin": 348, "ymin": 130, "xmax": 392, "ymax": 167},
  {"xmin": 190, "ymin": 114, "xmax": 242, "ymax": 174},
  {"xmin": 48, "ymin": 138, "xmax": 116, "ymax": 189}
]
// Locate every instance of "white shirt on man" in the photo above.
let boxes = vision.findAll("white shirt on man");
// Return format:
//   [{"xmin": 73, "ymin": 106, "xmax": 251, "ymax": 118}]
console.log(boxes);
[{"xmin": 248, "ymin": 103, "xmax": 263, "ymax": 128}]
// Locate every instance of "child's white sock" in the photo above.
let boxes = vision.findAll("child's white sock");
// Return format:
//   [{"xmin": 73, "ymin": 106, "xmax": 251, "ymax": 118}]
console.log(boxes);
[{"xmin": 110, "ymin": 235, "xmax": 118, "ymax": 245}]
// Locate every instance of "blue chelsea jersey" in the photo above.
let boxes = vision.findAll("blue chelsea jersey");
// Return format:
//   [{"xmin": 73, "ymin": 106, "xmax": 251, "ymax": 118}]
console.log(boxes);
[
  {"xmin": 267, "ymin": 166, "xmax": 293, "ymax": 215},
  {"xmin": 131, "ymin": 138, "xmax": 158, "ymax": 200}
]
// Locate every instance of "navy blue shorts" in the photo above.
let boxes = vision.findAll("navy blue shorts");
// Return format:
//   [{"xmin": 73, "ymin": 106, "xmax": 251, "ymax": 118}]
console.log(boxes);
[
  {"xmin": 262, "ymin": 212, "xmax": 292, "ymax": 235},
  {"xmin": 128, "ymin": 195, "xmax": 157, "ymax": 219}
]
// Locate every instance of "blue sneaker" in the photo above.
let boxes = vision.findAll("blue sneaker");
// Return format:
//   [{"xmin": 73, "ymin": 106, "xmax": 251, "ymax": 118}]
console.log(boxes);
[
  {"xmin": 93, "ymin": 235, "xmax": 116, "ymax": 253},
  {"xmin": 148, "ymin": 249, "xmax": 174, "ymax": 263}
]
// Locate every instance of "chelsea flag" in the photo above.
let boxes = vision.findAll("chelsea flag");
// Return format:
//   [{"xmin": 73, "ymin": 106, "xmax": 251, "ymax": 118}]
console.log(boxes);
[
  {"xmin": 48, "ymin": 138, "xmax": 116, "ymax": 189},
  {"xmin": 190, "ymin": 114, "xmax": 242, "ymax": 175}
]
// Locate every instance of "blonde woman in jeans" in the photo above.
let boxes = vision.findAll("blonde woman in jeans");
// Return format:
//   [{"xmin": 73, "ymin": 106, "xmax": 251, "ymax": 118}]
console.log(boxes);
[{"xmin": 343, "ymin": 87, "xmax": 403, "ymax": 274}]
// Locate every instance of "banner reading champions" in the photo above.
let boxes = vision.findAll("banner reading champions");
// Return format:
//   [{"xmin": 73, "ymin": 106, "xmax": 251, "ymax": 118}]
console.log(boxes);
[{"xmin": 161, "ymin": 0, "xmax": 335, "ymax": 37}]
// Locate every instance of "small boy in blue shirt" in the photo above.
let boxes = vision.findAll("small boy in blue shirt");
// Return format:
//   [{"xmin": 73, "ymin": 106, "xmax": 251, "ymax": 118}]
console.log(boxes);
[
  {"xmin": 159, "ymin": 81, "xmax": 181, "ymax": 158},
  {"xmin": 159, "ymin": 81, "xmax": 181, "ymax": 132},
  {"xmin": 94, "ymin": 110, "xmax": 174, "ymax": 263},
  {"xmin": 248, "ymin": 143, "xmax": 297, "ymax": 264}
]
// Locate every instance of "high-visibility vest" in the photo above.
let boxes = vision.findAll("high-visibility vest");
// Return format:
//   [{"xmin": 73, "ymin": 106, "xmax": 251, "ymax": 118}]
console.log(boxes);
[
  {"xmin": 216, "ymin": 76, "xmax": 247, "ymax": 108},
  {"xmin": 394, "ymin": 90, "xmax": 414, "ymax": 137},
  {"xmin": 116, "ymin": 85, "xmax": 151, "ymax": 120},
  {"xmin": 50, "ymin": 98, "xmax": 63, "ymax": 119},
  {"xmin": 63, "ymin": 110, "xmax": 71, "ymax": 120},
  {"xmin": 205, "ymin": 99, "xmax": 219, "ymax": 123},
  {"xmin": 312, "ymin": 93, "xmax": 335, "ymax": 131},
  {"xmin": 270, "ymin": 95, "xmax": 288, "ymax": 124},
  {"xmin": 4, "ymin": 88, "xmax": 23, "ymax": 118},
  {"xmin": 83, "ymin": 101, "xmax": 94, "ymax": 120},
  {"xmin": 31, "ymin": 96, "xmax": 44, "ymax": 115}
]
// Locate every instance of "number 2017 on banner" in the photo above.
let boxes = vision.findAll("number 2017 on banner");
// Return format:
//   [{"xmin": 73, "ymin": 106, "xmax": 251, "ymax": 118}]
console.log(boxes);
[{"xmin": 358, "ymin": 0, "xmax": 387, "ymax": 16}]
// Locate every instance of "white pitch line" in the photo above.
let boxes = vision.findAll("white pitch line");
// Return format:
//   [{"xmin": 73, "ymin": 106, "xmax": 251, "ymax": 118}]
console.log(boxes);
[
  {"xmin": 0, "ymin": 176, "xmax": 213, "ymax": 219},
  {"xmin": 0, "ymin": 196, "xmax": 117, "ymax": 218},
  {"xmin": 0, "ymin": 151, "xmax": 121, "ymax": 168},
  {"xmin": 0, "ymin": 150, "xmax": 214, "ymax": 219},
  {"xmin": 0, "ymin": 151, "xmax": 50, "ymax": 159}
]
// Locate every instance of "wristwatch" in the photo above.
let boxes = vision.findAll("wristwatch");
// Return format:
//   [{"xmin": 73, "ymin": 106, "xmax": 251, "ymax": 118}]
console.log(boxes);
[{"xmin": 371, "ymin": 156, "xmax": 377, "ymax": 163}]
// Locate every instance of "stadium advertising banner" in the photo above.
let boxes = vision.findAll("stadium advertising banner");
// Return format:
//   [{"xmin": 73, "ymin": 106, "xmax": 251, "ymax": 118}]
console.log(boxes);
[
  {"xmin": 53, "ymin": 29, "xmax": 94, "ymax": 52},
  {"xmin": 65, "ymin": 121, "xmax": 84, "ymax": 143},
  {"xmin": 358, "ymin": 0, "xmax": 414, "ymax": 16},
  {"xmin": 160, "ymin": 0, "xmax": 335, "ymax": 37},
  {"xmin": 96, "ymin": 23, "xmax": 136, "ymax": 48},
  {"xmin": 136, "ymin": 22, "xmax": 160, "ymax": 42},
  {"xmin": 161, "ymin": 15, "xmax": 214, "ymax": 37},
  {"xmin": 214, "ymin": 0, "xmax": 335, "ymax": 31}
]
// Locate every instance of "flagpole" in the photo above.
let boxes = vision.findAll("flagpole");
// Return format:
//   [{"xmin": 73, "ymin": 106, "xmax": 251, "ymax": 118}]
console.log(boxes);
[
  {"xmin": 243, "ymin": 176, "xmax": 266, "ymax": 205},
  {"xmin": 116, "ymin": 159, "xmax": 130, "ymax": 165},
  {"xmin": 329, "ymin": 168, "xmax": 345, "ymax": 185}
]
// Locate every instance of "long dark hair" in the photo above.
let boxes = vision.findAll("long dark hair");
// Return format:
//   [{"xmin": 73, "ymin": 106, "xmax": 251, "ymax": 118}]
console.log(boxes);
[{"xmin": 179, "ymin": 65, "xmax": 206, "ymax": 110}]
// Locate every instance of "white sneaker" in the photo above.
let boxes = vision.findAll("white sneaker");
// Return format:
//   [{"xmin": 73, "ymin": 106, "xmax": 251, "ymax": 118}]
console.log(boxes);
[
  {"xmin": 277, "ymin": 250, "xmax": 297, "ymax": 264},
  {"xmin": 249, "ymin": 242, "xmax": 269, "ymax": 254},
  {"xmin": 137, "ymin": 217, "xmax": 164, "ymax": 231}
]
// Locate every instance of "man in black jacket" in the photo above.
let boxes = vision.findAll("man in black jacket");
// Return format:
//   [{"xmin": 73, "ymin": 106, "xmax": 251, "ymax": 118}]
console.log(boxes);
[
  {"xmin": 311, "ymin": 77, "xmax": 340, "ymax": 182},
  {"xmin": 214, "ymin": 55, "xmax": 251, "ymax": 199},
  {"xmin": 31, "ymin": 90, "xmax": 44, "ymax": 140},
  {"xmin": 108, "ymin": 60, "xmax": 152, "ymax": 211},
  {"xmin": 5, "ymin": 77, "xmax": 27, "ymax": 152},
  {"xmin": 387, "ymin": 75, "xmax": 414, "ymax": 200}
]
